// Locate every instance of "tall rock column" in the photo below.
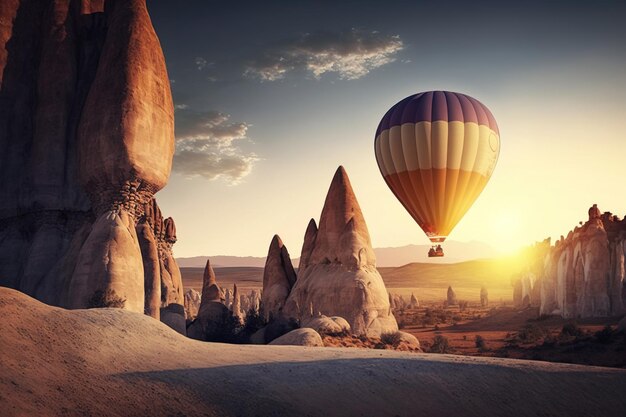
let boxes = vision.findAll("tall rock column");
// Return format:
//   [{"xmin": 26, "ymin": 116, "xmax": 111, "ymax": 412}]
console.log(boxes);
[
  {"xmin": 261, "ymin": 235, "xmax": 297, "ymax": 320},
  {"xmin": 68, "ymin": 0, "xmax": 175, "ymax": 314},
  {"xmin": 283, "ymin": 166, "xmax": 398, "ymax": 337}
]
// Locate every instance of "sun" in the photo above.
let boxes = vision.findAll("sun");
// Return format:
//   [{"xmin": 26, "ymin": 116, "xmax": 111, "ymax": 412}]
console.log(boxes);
[{"xmin": 490, "ymin": 210, "xmax": 524, "ymax": 253}]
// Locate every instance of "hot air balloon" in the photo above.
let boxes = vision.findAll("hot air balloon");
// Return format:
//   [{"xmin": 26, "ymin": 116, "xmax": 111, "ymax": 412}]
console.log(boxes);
[{"xmin": 374, "ymin": 91, "xmax": 499, "ymax": 257}]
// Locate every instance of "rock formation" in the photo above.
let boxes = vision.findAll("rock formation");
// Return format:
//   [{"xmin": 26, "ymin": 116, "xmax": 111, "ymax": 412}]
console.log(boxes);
[
  {"xmin": 231, "ymin": 283, "xmax": 244, "ymax": 322},
  {"xmin": 282, "ymin": 166, "xmax": 398, "ymax": 337},
  {"xmin": 261, "ymin": 235, "xmax": 297, "ymax": 320},
  {"xmin": 0, "ymin": 0, "xmax": 184, "ymax": 332},
  {"xmin": 301, "ymin": 316, "xmax": 351, "ymax": 336},
  {"xmin": 269, "ymin": 328, "xmax": 324, "ymax": 347},
  {"xmin": 514, "ymin": 205, "xmax": 626, "ymax": 318},
  {"xmin": 187, "ymin": 264, "xmax": 230, "ymax": 341},
  {"xmin": 198, "ymin": 259, "xmax": 221, "ymax": 314},
  {"xmin": 184, "ymin": 288, "xmax": 201, "ymax": 322},
  {"xmin": 409, "ymin": 293, "xmax": 419, "ymax": 309},
  {"xmin": 480, "ymin": 286, "xmax": 489, "ymax": 307},
  {"xmin": 447, "ymin": 286, "xmax": 458, "ymax": 306}
]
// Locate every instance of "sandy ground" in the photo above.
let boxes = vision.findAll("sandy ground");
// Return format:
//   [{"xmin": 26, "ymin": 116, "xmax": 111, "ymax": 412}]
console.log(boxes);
[{"xmin": 2, "ymin": 288, "xmax": 626, "ymax": 416}]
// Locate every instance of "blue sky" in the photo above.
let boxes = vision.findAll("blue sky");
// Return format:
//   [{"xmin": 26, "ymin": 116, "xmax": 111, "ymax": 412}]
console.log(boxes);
[{"xmin": 147, "ymin": 0, "xmax": 626, "ymax": 257}]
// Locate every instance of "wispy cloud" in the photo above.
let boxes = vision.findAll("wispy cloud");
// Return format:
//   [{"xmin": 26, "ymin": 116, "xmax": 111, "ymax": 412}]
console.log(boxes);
[
  {"xmin": 195, "ymin": 56, "xmax": 211, "ymax": 70},
  {"xmin": 173, "ymin": 108, "xmax": 258, "ymax": 184},
  {"xmin": 244, "ymin": 29, "xmax": 403, "ymax": 81}
]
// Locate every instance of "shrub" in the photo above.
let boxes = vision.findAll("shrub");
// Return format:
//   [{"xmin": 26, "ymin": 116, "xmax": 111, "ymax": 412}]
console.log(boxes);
[
  {"xmin": 429, "ymin": 335, "xmax": 451, "ymax": 354},
  {"xmin": 475, "ymin": 335, "xmax": 487, "ymax": 351},
  {"xmin": 560, "ymin": 322, "xmax": 583, "ymax": 338},
  {"xmin": 88, "ymin": 289, "xmax": 126, "ymax": 309},
  {"xmin": 381, "ymin": 331, "xmax": 403, "ymax": 347},
  {"xmin": 595, "ymin": 325, "xmax": 614, "ymax": 344},
  {"xmin": 243, "ymin": 309, "xmax": 267, "ymax": 335},
  {"xmin": 517, "ymin": 324, "xmax": 545, "ymax": 343}
]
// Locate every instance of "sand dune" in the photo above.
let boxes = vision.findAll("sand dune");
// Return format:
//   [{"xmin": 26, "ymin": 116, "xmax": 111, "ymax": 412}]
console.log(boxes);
[{"xmin": 1, "ymin": 287, "xmax": 625, "ymax": 417}]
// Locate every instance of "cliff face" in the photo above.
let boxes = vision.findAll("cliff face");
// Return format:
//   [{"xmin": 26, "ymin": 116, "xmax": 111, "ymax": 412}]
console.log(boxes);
[
  {"xmin": 0, "ymin": 0, "xmax": 184, "ymax": 331},
  {"xmin": 514, "ymin": 205, "xmax": 626, "ymax": 318}
]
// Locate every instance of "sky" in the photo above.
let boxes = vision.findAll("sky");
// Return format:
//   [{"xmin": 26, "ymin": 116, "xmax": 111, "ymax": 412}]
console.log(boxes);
[{"xmin": 147, "ymin": 0, "xmax": 626, "ymax": 258}]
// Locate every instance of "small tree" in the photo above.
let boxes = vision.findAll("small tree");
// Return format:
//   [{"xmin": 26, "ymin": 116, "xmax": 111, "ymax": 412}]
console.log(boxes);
[
  {"xmin": 429, "ymin": 335, "xmax": 451, "ymax": 353},
  {"xmin": 475, "ymin": 335, "xmax": 487, "ymax": 351}
]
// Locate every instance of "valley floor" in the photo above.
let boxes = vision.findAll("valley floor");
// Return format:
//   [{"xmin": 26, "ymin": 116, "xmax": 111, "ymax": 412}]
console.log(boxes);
[{"xmin": 1, "ymin": 287, "xmax": 626, "ymax": 417}]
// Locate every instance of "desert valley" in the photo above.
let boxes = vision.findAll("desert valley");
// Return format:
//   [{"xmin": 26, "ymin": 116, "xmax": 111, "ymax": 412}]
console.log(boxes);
[{"xmin": 1, "ymin": 0, "xmax": 625, "ymax": 416}]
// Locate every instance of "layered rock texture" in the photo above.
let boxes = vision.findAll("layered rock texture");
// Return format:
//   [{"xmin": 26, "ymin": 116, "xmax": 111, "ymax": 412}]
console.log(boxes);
[
  {"xmin": 513, "ymin": 205, "xmax": 626, "ymax": 318},
  {"xmin": 280, "ymin": 166, "xmax": 398, "ymax": 337},
  {"xmin": 0, "ymin": 0, "xmax": 184, "ymax": 330}
]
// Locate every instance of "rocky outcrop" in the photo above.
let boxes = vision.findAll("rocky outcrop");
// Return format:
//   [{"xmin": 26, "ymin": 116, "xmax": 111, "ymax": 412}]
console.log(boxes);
[
  {"xmin": 198, "ymin": 259, "xmax": 221, "ymax": 312},
  {"xmin": 184, "ymin": 289, "xmax": 201, "ymax": 321},
  {"xmin": 480, "ymin": 286, "xmax": 489, "ymax": 307},
  {"xmin": 409, "ymin": 293, "xmax": 419, "ymax": 309},
  {"xmin": 447, "ymin": 286, "xmax": 458, "ymax": 306},
  {"xmin": 515, "ymin": 205, "xmax": 626, "ymax": 318},
  {"xmin": 0, "ymin": 0, "xmax": 184, "ymax": 331},
  {"xmin": 300, "ymin": 316, "xmax": 351, "ymax": 336},
  {"xmin": 269, "ymin": 328, "xmax": 324, "ymax": 347},
  {"xmin": 282, "ymin": 166, "xmax": 398, "ymax": 337},
  {"xmin": 261, "ymin": 235, "xmax": 297, "ymax": 320},
  {"xmin": 231, "ymin": 283, "xmax": 244, "ymax": 322}
]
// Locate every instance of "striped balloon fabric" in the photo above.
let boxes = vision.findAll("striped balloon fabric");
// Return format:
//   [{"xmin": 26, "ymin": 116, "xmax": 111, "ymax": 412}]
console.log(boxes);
[{"xmin": 375, "ymin": 91, "xmax": 500, "ymax": 243}]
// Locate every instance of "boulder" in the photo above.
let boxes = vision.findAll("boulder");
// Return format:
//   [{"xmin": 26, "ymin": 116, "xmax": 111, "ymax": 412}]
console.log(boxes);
[
  {"xmin": 283, "ymin": 166, "xmax": 397, "ymax": 337},
  {"xmin": 269, "ymin": 328, "xmax": 324, "ymax": 347},
  {"xmin": 395, "ymin": 331, "xmax": 421, "ymax": 350},
  {"xmin": 301, "ymin": 316, "xmax": 350, "ymax": 335},
  {"xmin": 261, "ymin": 235, "xmax": 297, "ymax": 320},
  {"xmin": 159, "ymin": 303, "xmax": 186, "ymax": 336}
]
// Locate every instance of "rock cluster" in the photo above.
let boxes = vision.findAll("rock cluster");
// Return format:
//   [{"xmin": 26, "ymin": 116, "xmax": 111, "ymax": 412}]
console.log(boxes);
[
  {"xmin": 513, "ymin": 205, "xmax": 626, "ymax": 318},
  {"xmin": 261, "ymin": 167, "xmax": 398, "ymax": 337},
  {"xmin": 0, "ymin": 0, "xmax": 184, "ymax": 332}
]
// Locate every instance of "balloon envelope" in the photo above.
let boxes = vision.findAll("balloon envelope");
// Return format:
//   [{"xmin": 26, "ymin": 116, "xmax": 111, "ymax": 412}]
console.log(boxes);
[{"xmin": 374, "ymin": 91, "xmax": 499, "ymax": 243}]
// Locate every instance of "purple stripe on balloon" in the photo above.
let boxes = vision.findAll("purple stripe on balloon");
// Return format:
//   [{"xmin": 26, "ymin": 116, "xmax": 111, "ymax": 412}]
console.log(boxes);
[{"xmin": 375, "ymin": 91, "xmax": 499, "ymax": 137}]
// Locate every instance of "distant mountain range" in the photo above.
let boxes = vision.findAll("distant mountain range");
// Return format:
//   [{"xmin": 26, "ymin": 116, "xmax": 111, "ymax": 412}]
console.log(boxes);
[{"xmin": 176, "ymin": 240, "xmax": 500, "ymax": 268}]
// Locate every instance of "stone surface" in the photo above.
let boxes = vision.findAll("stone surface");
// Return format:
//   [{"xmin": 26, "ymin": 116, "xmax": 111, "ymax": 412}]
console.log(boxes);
[
  {"xmin": 67, "ymin": 209, "xmax": 144, "ymax": 312},
  {"xmin": 446, "ymin": 286, "xmax": 457, "ymax": 306},
  {"xmin": 184, "ymin": 288, "xmax": 201, "ymax": 321},
  {"xmin": 198, "ymin": 259, "xmax": 221, "ymax": 315},
  {"xmin": 283, "ymin": 166, "xmax": 397, "ymax": 337},
  {"xmin": 480, "ymin": 286, "xmax": 489, "ymax": 307},
  {"xmin": 395, "ymin": 331, "xmax": 421, "ymax": 350},
  {"xmin": 269, "ymin": 328, "xmax": 324, "ymax": 347},
  {"xmin": 517, "ymin": 206, "xmax": 626, "ymax": 318},
  {"xmin": 261, "ymin": 235, "xmax": 297, "ymax": 320},
  {"xmin": 0, "ymin": 0, "xmax": 183, "ymax": 330},
  {"xmin": 301, "ymin": 316, "xmax": 350, "ymax": 335}
]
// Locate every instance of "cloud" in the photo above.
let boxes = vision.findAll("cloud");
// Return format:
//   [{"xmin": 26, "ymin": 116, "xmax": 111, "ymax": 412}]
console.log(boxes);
[
  {"xmin": 173, "ymin": 108, "xmax": 258, "ymax": 183},
  {"xmin": 195, "ymin": 57, "xmax": 211, "ymax": 70},
  {"xmin": 244, "ymin": 29, "xmax": 403, "ymax": 81}
]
